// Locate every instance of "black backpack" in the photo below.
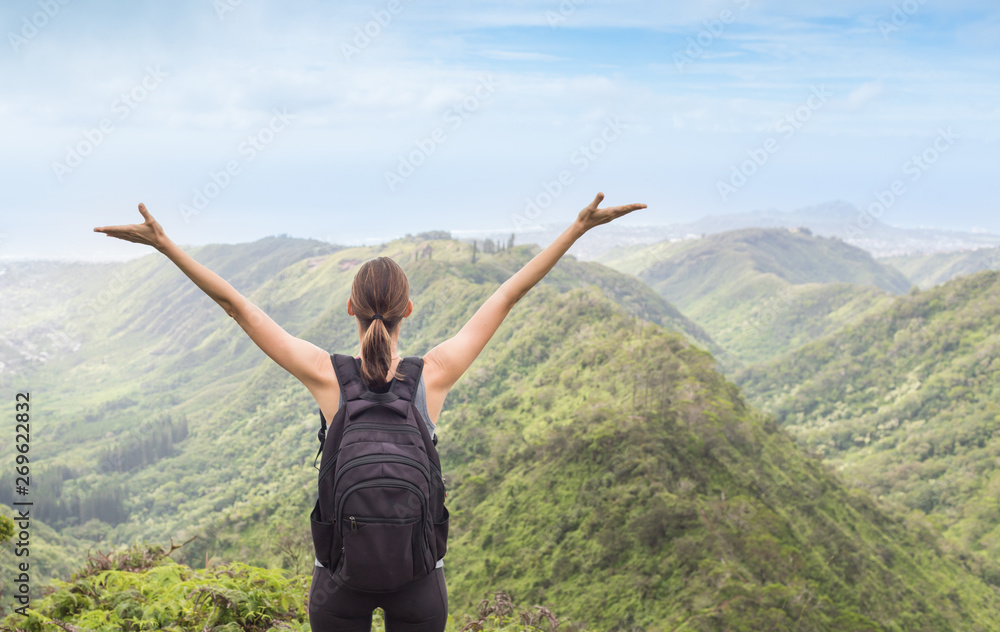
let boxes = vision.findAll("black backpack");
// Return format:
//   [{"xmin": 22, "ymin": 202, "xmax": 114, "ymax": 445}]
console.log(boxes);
[{"xmin": 310, "ymin": 353, "xmax": 448, "ymax": 593}]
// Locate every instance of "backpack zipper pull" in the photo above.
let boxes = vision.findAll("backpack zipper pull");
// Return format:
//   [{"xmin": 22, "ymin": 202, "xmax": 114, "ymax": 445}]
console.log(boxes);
[{"xmin": 350, "ymin": 516, "xmax": 357, "ymax": 533}]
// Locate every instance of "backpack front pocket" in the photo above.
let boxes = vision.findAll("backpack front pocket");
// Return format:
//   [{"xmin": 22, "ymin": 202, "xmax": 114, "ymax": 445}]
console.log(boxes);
[{"xmin": 339, "ymin": 516, "xmax": 421, "ymax": 592}]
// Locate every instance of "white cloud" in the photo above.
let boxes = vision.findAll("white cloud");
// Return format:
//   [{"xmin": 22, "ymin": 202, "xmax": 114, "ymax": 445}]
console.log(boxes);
[
  {"xmin": 478, "ymin": 49, "xmax": 565, "ymax": 61},
  {"xmin": 844, "ymin": 81, "xmax": 885, "ymax": 110}
]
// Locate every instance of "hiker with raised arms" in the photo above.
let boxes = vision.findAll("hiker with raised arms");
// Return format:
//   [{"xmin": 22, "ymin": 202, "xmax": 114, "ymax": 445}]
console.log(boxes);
[{"xmin": 93, "ymin": 191, "xmax": 646, "ymax": 632}]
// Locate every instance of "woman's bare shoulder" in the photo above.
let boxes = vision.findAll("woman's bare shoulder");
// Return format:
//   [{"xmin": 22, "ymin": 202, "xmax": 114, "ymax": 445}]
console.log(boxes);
[
  {"xmin": 419, "ymin": 353, "xmax": 448, "ymax": 427},
  {"xmin": 308, "ymin": 352, "xmax": 340, "ymax": 423}
]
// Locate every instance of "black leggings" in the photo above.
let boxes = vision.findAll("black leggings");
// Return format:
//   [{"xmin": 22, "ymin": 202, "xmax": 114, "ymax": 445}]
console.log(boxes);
[{"xmin": 308, "ymin": 565, "xmax": 448, "ymax": 632}]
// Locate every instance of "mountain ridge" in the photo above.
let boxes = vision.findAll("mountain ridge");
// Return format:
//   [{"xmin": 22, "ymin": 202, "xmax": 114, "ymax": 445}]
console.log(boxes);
[
  {"xmin": 457, "ymin": 200, "xmax": 1000, "ymax": 260},
  {"xmin": 882, "ymin": 247, "xmax": 1000, "ymax": 288},
  {"xmin": 735, "ymin": 269, "xmax": 1000, "ymax": 563},
  {"xmin": 596, "ymin": 227, "xmax": 910, "ymax": 366}
]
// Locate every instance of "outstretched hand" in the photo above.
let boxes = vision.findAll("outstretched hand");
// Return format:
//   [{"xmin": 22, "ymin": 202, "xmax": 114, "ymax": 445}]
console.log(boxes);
[
  {"xmin": 93, "ymin": 203, "xmax": 169, "ymax": 251},
  {"xmin": 575, "ymin": 193, "xmax": 646, "ymax": 232}
]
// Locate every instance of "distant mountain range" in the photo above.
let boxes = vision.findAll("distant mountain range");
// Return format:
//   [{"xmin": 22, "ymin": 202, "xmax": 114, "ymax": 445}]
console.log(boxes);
[
  {"xmin": 457, "ymin": 200, "xmax": 1000, "ymax": 260},
  {"xmin": 883, "ymin": 247, "xmax": 1000, "ymax": 288},
  {"xmin": 596, "ymin": 227, "xmax": 910, "ymax": 367}
]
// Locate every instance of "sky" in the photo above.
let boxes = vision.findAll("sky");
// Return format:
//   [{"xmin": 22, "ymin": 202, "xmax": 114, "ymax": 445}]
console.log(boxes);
[{"xmin": 1, "ymin": 0, "xmax": 998, "ymax": 260}]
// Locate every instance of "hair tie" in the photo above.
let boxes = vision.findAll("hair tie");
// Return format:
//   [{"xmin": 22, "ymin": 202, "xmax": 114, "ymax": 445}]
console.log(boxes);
[{"xmin": 371, "ymin": 314, "xmax": 384, "ymax": 321}]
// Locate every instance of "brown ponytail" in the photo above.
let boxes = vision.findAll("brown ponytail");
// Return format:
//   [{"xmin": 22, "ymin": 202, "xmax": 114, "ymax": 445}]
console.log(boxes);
[{"xmin": 350, "ymin": 256, "xmax": 410, "ymax": 389}]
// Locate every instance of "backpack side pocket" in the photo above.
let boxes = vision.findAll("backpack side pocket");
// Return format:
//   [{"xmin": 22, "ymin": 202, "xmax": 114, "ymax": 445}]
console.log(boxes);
[
  {"xmin": 433, "ymin": 504, "xmax": 449, "ymax": 561},
  {"xmin": 310, "ymin": 501, "xmax": 340, "ymax": 569}
]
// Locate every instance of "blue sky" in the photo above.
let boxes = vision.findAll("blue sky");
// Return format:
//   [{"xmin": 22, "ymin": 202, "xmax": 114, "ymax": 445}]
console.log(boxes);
[{"xmin": 1, "ymin": 0, "xmax": 998, "ymax": 260}]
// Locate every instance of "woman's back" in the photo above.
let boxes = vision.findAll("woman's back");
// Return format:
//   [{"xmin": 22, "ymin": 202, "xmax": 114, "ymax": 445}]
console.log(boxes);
[{"xmin": 313, "ymin": 355, "xmax": 447, "ymax": 430}]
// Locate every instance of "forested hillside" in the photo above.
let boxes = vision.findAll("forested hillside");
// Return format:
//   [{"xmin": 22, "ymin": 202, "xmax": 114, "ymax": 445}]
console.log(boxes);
[
  {"xmin": 2, "ymin": 236, "xmax": 999, "ymax": 630},
  {"xmin": 0, "ymin": 234, "xmax": 712, "ymax": 619},
  {"xmin": 597, "ymin": 228, "xmax": 910, "ymax": 366},
  {"xmin": 436, "ymin": 285, "xmax": 1000, "ymax": 630},
  {"xmin": 737, "ymin": 270, "xmax": 1000, "ymax": 562},
  {"xmin": 882, "ymin": 247, "xmax": 1000, "ymax": 288}
]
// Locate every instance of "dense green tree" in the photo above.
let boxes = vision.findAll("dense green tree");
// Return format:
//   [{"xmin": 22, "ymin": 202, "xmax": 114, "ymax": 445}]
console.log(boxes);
[
  {"xmin": 738, "ymin": 270, "xmax": 1000, "ymax": 565},
  {"xmin": 0, "ymin": 515, "xmax": 12, "ymax": 545}
]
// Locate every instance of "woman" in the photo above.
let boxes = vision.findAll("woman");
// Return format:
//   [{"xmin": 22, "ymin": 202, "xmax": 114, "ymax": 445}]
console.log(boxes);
[{"xmin": 93, "ymin": 192, "xmax": 645, "ymax": 632}]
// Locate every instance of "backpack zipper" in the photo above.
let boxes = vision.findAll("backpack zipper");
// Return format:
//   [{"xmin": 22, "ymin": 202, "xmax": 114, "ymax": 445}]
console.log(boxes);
[
  {"xmin": 317, "ymin": 448, "xmax": 341, "ymax": 483},
  {"xmin": 321, "ymin": 422, "xmax": 430, "ymax": 483},
  {"xmin": 343, "ymin": 422, "xmax": 422, "ymax": 437},
  {"xmin": 337, "ymin": 478, "xmax": 429, "ymax": 545},
  {"xmin": 431, "ymin": 463, "xmax": 445, "ymax": 495},
  {"xmin": 345, "ymin": 515, "xmax": 420, "ymax": 526},
  {"xmin": 333, "ymin": 454, "xmax": 431, "ymax": 496}
]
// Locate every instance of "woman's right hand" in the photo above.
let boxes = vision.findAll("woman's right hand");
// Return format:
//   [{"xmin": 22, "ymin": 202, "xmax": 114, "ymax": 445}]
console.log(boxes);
[
  {"xmin": 93, "ymin": 203, "xmax": 170, "ymax": 251},
  {"xmin": 575, "ymin": 192, "xmax": 647, "ymax": 232}
]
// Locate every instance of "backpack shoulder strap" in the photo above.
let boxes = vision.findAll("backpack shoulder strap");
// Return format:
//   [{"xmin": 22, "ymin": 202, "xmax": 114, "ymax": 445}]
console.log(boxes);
[
  {"xmin": 340, "ymin": 356, "xmax": 423, "ymax": 419},
  {"xmin": 389, "ymin": 356, "xmax": 423, "ymax": 404},
  {"xmin": 314, "ymin": 355, "xmax": 428, "ymax": 466},
  {"xmin": 313, "ymin": 353, "xmax": 367, "ymax": 467},
  {"xmin": 333, "ymin": 353, "xmax": 368, "ymax": 402},
  {"xmin": 313, "ymin": 407, "xmax": 328, "ymax": 469},
  {"xmin": 393, "ymin": 356, "xmax": 441, "ymax": 464}
]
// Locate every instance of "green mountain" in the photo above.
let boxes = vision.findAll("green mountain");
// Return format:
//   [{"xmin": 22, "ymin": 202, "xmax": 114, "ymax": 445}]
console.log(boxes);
[
  {"xmin": 437, "ymin": 286, "xmax": 1000, "ymax": 631},
  {"xmin": 0, "ymin": 236, "xmax": 710, "ymax": 615},
  {"xmin": 736, "ymin": 270, "xmax": 1000, "ymax": 562},
  {"xmin": 2, "ymin": 237, "xmax": 999, "ymax": 630},
  {"xmin": 0, "ymin": 236, "xmax": 717, "ymax": 388},
  {"xmin": 596, "ymin": 228, "xmax": 912, "ymax": 366},
  {"xmin": 882, "ymin": 247, "xmax": 1000, "ymax": 288}
]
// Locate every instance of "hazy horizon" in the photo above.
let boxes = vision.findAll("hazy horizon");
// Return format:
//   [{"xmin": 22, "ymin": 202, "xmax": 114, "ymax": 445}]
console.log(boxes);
[
  {"xmin": 2, "ymin": 1, "xmax": 997, "ymax": 260},
  {"xmin": 5, "ymin": 199, "xmax": 999, "ymax": 264}
]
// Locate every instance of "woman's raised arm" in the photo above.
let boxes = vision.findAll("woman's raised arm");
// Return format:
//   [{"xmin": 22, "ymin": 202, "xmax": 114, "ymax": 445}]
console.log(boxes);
[
  {"xmin": 94, "ymin": 204, "xmax": 331, "ymax": 390},
  {"xmin": 423, "ymin": 192, "xmax": 645, "ymax": 393}
]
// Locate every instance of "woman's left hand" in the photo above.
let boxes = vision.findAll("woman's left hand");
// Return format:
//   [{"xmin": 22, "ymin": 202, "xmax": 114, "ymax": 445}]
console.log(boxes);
[
  {"xmin": 574, "ymin": 192, "xmax": 646, "ymax": 233},
  {"xmin": 94, "ymin": 203, "xmax": 170, "ymax": 251}
]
